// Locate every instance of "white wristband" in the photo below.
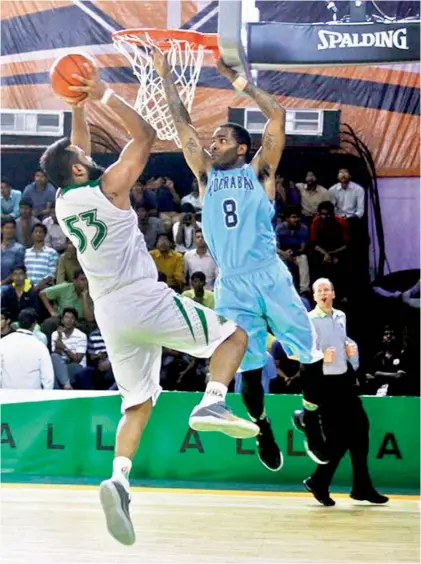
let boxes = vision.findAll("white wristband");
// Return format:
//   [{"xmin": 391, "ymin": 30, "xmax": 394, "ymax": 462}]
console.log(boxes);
[
  {"xmin": 100, "ymin": 88, "xmax": 114, "ymax": 105},
  {"xmin": 232, "ymin": 76, "xmax": 248, "ymax": 91}
]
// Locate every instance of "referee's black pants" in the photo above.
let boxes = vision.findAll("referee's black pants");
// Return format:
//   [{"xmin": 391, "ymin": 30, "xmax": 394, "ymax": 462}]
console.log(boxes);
[{"xmin": 311, "ymin": 367, "xmax": 374, "ymax": 493}]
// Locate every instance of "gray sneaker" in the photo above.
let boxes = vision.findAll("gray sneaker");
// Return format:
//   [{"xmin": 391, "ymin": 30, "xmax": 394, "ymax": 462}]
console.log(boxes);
[
  {"xmin": 189, "ymin": 401, "xmax": 259, "ymax": 439},
  {"xmin": 99, "ymin": 479, "xmax": 135, "ymax": 546}
]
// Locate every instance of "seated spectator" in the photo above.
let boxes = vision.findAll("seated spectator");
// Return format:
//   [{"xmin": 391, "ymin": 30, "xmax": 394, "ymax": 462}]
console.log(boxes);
[
  {"xmin": 270, "ymin": 339, "xmax": 301, "ymax": 393},
  {"xmin": 182, "ymin": 271, "xmax": 215, "ymax": 309},
  {"xmin": 366, "ymin": 326, "xmax": 407, "ymax": 396},
  {"xmin": 276, "ymin": 207, "xmax": 310, "ymax": 294},
  {"xmin": 2, "ymin": 265, "xmax": 40, "ymax": 322},
  {"xmin": 234, "ymin": 351, "xmax": 277, "ymax": 394},
  {"xmin": 274, "ymin": 176, "xmax": 301, "ymax": 221},
  {"xmin": 84, "ymin": 327, "xmax": 116, "ymax": 390},
  {"xmin": 130, "ymin": 180, "xmax": 158, "ymax": 212},
  {"xmin": 328, "ymin": 168, "xmax": 364, "ymax": 220},
  {"xmin": 150, "ymin": 233, "xmax": 184, "ymax": 292},
  {"xmin": 51, "ymin": 307, "xmax": 88, "ymax": 390},
  {"xmin": 22, "ymin": 169, "xmax": 56, "ymax": 221},
  {"xmin": 184, "ymin": 229, "xmax": 218, "ymax": 290},
  {"xmin": 43, "ymin": 204, "xmax": 67, "ymax": 252},
  {"xmin": 310, "ymin": 201, "xmax": 350, "ymax": 301},
  {"xmin": 40, "ymin": 267, "xmax": 95, "ymax": 338},
  {"xmin": 1, "ymin": 217, "xmax": 25, "ymax": 287},
  {"xmin": 296, "ymin": 171, "xmax": 329, "ymax": 225},
  {"xmin": 156, "ymin": 176, "xmax": 180, "ymax": 224},
  {"xmin": 137, "ymin": 205, "xmax": 164, "ymax": 251},
  {"xmin": 24, "ymin": 223, "xmax": 58, "ymax": 291},
  {"xmin": 181, "ymin": 179, "xmax": 203, "ymax": 214},
  {"xmin": 1, "ymin": 308, "xmax": 14, "ymax": 338},
  {"xmin": 0, "ymin": 307, "xmax": 54, "ymax": 390},
  {"xmin": 56, "ymin": 239, "xmax": 80, "ymax": 283},
  {"xmin": 172, "ymin": 205, "xmax": 201, "ymax": 253},
  {"xmin": 1, "ymin": 178, "xmax": 21, "ymax": 220},
  {"xmin": 160, "ymin": 349, "xmax": 206, "ymax": 391},
  {"xmin": 15, "ymin": 199, "xmax": 40, "ymax": 248}
]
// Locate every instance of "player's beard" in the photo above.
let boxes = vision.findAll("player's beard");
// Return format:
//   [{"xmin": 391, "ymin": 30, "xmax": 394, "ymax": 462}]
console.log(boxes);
[{"xmin": 87, "ymin": 162, "xmax": 105, "ymax": 181}]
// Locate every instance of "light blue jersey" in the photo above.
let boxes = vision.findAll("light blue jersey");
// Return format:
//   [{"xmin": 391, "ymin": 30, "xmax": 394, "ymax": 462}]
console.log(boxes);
[
  {"xmin": 201, "ymin": 162, "xmax": 322, "ymax": 371},
  {"xmin": 202, "ymin": 163, "xmax": 277, "ymax": 275}
]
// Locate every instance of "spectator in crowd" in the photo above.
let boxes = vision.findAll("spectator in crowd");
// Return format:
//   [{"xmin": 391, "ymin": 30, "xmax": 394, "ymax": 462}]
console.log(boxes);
[
  {"xmin": 156, "ymin": 176, "xmax": 180, "ymax": 223},
  {"xmin": 182, "ymin": 271, "xmax": 215, "ymax": 309},
  {"xmin": 295, "ymin": 278, "xmax": 388, "ymax": 506},
  {"xmin": 24, "ymin": 223, "xmax": 58, "ymax": 291},
  {"xmin": 136, "ymin": 205, "xmax": 164, "ymax": 251},
  {"xmin": 130, "ymin": 180, "xmax": 158, "ymax": 212},
  {"xmin": 172, "ymin": 204, "xmax": 200, "ymax": 253},
  {"xmin": 270, "ymin": 339, "xmax": 301, "ymax": 394},
  {"xmin": 84, "ymin": 327, "xmax": 116, "ymax": 390},
  {"xmin": 296, "ymin": 171, "xmax": 329, "ymax": 225},
  {"xmin": 234, "ymin": 352, "xmax": 277, "ymax": 394},
  {"xmin": 310, "ymin": 201, "xmax": 349, "ymax": 301},
  {"xmin": 2, "ymin": 265, "xmax": 40, "ymax": 322},
  {"xmin": 1, "ymin": 308, "xmax": 14, "ymax": 338},
  {"xmin": 274, "ymin": 176, "xmax": 301, "ymax": 221},
  {"xmin": 150, "ymin": 233, "xmax": 184, "ymax": 291},
  {"xmin": 56, "ymin": 239, "xmax": 80, "ymax": 283},
  {"xmin": 40, "ymin": 267, "xmax": 95, "ymax": 338},
  {"xmin": 276, "ymin": 207, "xmax": 310, "ymax": 294},
  {"xmin": 366, "ymin": 326, "xmax": 406, "ymax": 396},
  {"xmin": 15, "ymin": 199, "xmax": 40, "ymax": 248},
  {"xmin": 43, "ymin": 204, "xmax": 67, "ymax": 253},
  {"xmin": 328, "ymin": 169, "xmax": 365, "ymax": 219},
  {"xmin": 160, "ymin": 349, "xmax": 206, "ymax": 391},
  {"xmin": 0, "ymin": 307, "xmax": 54, "ymax": 390},
  {"xmin": 22, "ymin": 169, "xmax": 56, "ymax": 221},
  {"xmin": 1, "ymin": 178, "xmax": 22, "ymax": 220},
  {"xmin": 184, "ymin": 229, "xmax": 218, "ymax": 290},
  {"xmin": 1, "ymin": 218, "xmax": 25, "ymax": 287},
  {"xmin": 181, "ymin": 179, "xmax": 203, "ymax": 213},
  {"xmin": 51, "ymin": 307, "xmax": 88, "ymax": 390}
]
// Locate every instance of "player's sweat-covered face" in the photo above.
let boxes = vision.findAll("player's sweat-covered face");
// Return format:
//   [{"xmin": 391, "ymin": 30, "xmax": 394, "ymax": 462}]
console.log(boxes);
[{"xmin": 210, "ymin": 128, "xmax": 243, "ymax": 169}]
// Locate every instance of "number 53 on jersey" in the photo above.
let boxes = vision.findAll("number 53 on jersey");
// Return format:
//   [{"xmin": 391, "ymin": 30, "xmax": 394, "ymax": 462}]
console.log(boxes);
[{"xmin": 63, "ymin": 208, "xmax": 107, "ymax": 253}]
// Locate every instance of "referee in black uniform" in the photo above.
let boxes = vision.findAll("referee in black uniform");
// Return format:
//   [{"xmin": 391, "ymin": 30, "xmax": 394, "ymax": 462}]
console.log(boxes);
[{"xmin": 294, "ymin": 278, "xmax": 389, "ymax": 506}]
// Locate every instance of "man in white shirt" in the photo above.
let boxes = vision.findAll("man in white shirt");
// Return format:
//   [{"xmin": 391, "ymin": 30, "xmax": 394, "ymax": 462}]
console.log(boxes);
[
  {"xmin": 0, "ymin": 307, "xmax": 54, "ymax": 389},
  {"xmin": 51, "ymin": 306, "xmax": 88, "ymax": 389},
  {"xmin": 328, "ymin": 169, "xmax": 365, "ymax": 219},
  {"xmin": 184, "ymin": 229, "xmax": 218, "ymax": 290},
  {"xmin": 296, "ymin": 171, "xmax": 330, "ymax": 224},
  {"xmin": 172, "ymin": 205, "xmax": 201, "ymax": 253},
  {"xmin": 181, "ymin": 179, "xmax": 202, "ymax": 212}
]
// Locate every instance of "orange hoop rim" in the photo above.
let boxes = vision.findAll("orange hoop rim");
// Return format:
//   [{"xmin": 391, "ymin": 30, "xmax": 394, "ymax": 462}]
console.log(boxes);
[{"xmin": 112, "ymin": 28, "xmax": 220, "ymax": 54}]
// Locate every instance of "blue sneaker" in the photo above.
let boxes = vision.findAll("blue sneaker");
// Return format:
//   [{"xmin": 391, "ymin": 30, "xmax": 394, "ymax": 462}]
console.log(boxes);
[
  {"xmin": 189, "ymin": 401, "xmax": 259, "ymax": 439},
  {"xmin": 99, "ymin": 479, "xmax": 135, "ymax": 546}
]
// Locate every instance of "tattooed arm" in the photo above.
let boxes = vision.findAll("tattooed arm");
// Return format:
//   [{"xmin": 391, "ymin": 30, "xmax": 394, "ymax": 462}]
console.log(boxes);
[
  {"xmin": 153, "ymin": 47, "xmax": 211, "ymax": 199},
  {"xmin": 216, "ymin": 59, "xmax": 285, "ymax": 200}
]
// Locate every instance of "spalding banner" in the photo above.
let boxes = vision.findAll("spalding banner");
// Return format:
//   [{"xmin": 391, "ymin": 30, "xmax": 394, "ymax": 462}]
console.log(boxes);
[{"xmin": 248, "ymin": 22, "xmax": 420, "ymax": 66}]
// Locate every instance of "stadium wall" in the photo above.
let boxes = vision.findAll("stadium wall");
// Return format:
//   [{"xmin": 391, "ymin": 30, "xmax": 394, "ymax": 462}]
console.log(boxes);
[{"xmin": 1, "ymin": 392, "xmax": 419, "ymax": 492}]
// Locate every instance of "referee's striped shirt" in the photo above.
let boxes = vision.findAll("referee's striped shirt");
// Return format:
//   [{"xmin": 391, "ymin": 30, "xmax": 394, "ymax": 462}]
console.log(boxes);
[{"xmin": 25, "ymin": 245, "xmax": 58, "ymax": 285}]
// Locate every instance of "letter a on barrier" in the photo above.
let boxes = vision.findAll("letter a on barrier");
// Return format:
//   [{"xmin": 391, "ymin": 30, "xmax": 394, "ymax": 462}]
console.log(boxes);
[
  {"xmin": 376, "ymin": 432, "xmax": 402, "ymax": 459},
  {"xmin": 180, "ymin": 429, "xmax": 204, "ymax": 453},
  {"xmin": 1, "ymin": 423, "xmax": 16, "ymax": 448}
]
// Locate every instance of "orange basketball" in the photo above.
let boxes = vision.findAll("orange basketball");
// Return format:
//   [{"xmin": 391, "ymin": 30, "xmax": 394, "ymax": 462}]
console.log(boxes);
[{"xmin": 50, "ymin": 53, "xmax": 97, "ymax": 104}]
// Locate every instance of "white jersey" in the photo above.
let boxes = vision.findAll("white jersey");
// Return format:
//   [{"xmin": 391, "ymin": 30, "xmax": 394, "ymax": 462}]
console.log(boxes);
[{"xmin": 56, "ymin": 179, "xmax": 157, "ymax": 301}]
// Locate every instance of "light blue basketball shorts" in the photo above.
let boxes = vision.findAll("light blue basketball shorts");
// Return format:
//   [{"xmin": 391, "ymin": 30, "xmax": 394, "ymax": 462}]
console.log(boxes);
[{"xmin": 214, "ymin": 259, "xmax": 322, "ymax": 371}]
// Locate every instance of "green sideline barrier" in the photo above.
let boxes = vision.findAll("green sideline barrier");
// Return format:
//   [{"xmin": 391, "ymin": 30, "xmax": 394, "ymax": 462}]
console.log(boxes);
[{"xmin": 1, "ymin": 393, "xmax": 419, "ymax": 491}]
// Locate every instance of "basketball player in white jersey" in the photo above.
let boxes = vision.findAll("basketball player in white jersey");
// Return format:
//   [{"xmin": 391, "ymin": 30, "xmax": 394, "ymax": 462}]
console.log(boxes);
[{"xmin": 40, "ymin": 62, "xmax": 258, "ymax": 546}]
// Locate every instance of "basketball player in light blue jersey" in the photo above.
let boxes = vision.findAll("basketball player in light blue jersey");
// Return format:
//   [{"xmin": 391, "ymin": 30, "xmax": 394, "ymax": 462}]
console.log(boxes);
[{"xmin": 154, "ymin": 49, "xmax": 329, "ymax": 469}]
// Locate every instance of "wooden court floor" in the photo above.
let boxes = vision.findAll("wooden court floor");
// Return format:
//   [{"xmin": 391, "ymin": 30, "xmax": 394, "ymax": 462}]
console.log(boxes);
[{"xmin": 0, "ymin": 484, "xmax": 419, "ymax": 564}]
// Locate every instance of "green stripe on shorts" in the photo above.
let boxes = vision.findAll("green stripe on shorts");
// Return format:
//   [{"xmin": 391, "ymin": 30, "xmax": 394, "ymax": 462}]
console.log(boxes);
[
  {"xmin": 174, "ymin": 297, "xmax": 195, "ymax": 341},
  {"xmin": 195, "ymin": 307, "xmax": 209, "ymax": 345}
]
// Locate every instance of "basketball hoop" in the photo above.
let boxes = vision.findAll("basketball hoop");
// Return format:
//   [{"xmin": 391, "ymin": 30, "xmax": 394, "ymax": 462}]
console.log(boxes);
[{"xmin": 112, "ymin": 28, "xmax": 219, "ymax": 147}]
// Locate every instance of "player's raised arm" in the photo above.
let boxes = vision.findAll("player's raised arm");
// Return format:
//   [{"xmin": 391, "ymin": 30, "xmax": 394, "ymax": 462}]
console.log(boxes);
[
  {"xmin": 152, "ymin": 47, "xmax": 211, "ymax": 198},
  {"xmin": 69, "ymin": 66, "xmax": 156, "ymax": 196},
  {"xmin": 216, "ymin": 59, "xmax": 285, "ymax": 201}
]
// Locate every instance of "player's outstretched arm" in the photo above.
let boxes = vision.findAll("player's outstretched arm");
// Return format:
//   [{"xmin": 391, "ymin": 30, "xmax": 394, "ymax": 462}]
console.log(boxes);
[
  {"xmin": 71, "ymin": 106, "xmax": 91, "ymax": 156},
  {"xmin": 153, "ymin": 47, "xmax": 211, "ymax": 198},
  {"xmin": 69, "ymin": 66, "xmax": 156, "ymax": 196},
  {"xmin": 216, "ymin": 59, "xmax": 285, "ymax": 200}
]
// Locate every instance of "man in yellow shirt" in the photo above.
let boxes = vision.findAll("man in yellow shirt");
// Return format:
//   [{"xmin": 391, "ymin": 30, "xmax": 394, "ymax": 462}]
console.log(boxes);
[
  {"xmin": 183, "ymin": 271, "xmax": 215, "ymax": 309},
  {"xmin": 150, "ymin": 233, "xmax": 184, "ymax": 291}
]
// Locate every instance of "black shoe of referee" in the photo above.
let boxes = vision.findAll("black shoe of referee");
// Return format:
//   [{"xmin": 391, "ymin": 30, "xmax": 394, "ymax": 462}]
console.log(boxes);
[
  {"xmin": 292, "ymin": 409, "xmax": 330, "ymax": 465},
  {"xmin": 255, "ymin": 417, "xmax": 283, "ymax": 472}
]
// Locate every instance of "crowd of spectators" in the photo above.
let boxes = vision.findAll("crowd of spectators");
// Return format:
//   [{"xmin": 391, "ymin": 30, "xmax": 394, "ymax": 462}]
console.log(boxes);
[{"xmin": 0, "ymin": 168, "xmax": 417, "ymax": 396}]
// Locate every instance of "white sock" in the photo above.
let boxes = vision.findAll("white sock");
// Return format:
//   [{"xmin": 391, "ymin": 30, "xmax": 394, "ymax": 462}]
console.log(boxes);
[
  {"xmin": 199, "ymin": 381, "xmax": 228, "ymax": 407},
  {"xmin": 112, "ymin": 456, "xmax": 132, "ymax": 491}
]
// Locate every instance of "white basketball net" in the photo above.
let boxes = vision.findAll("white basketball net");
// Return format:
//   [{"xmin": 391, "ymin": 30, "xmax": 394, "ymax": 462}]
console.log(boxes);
[{"xmin": 113, "ymin": 32, "xmax": 206, "ymax": 147}]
